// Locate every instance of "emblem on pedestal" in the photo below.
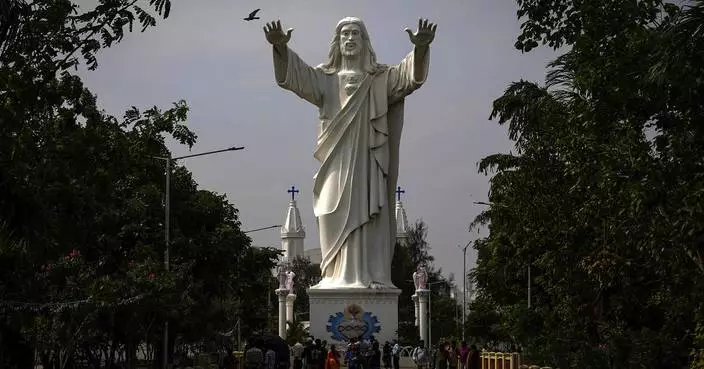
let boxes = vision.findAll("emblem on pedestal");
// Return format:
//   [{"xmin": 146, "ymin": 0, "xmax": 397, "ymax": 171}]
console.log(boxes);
[{"xmin": 326, "ymin": 303, "xmax": 380, "ymax": 341}]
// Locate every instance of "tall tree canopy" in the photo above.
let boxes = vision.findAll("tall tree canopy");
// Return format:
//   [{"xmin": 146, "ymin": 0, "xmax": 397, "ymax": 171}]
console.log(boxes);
[
  {"xmin": 473, "ymin": 1, "xmax": 704, "ymax": 368},
  {"xmin": 0, "ymin": 1, "xmax": 279, "ymax": 368}
]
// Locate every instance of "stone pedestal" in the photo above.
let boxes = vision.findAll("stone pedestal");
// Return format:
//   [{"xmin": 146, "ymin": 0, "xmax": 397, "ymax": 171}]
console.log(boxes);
[
  {"xmin": 276, "ymin": 289, "xmax": 289, "ymax": 338},
  {"xmin": 411, "ymin": 294, "xmax": 419, "ymax": 327},
  {"xmin": 308, "ymin": 287, "xmax": 401, "ymax": 344},
  {"xmin": 416, "ymin": 289, "xmax": 429, "ymax": 344},
  {"xmin": 286, "ymin": 294, "xmax": 296, "ymax": 324}
]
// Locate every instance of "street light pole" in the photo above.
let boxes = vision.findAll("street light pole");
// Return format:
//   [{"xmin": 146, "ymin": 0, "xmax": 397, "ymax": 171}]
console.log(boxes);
[
  {"xmin": 527, "ymin": 265, "xmax": 531, "ymax": 309},
  {"xmin": 156, "ymin": 145, "xmax": 244, "ymax": 369},
  {"xmin": 163, "ymin": 158, "xmax": 170, "ymax": 369},
  {"xmin": 459, "ymin": 241, "xmax": 471, "ymax": 342},
  {"xmin": 244, "ymin": 224, "xmax": 282, "ymax": 233}
]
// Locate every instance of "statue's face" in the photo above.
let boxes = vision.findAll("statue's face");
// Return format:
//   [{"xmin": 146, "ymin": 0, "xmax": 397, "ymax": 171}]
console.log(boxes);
[{"xmin": 339, "ymin": 23, "xmax": 362, "ymax": 57}]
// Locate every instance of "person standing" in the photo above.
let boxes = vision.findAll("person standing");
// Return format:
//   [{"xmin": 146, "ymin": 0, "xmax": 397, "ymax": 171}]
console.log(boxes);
[
  {"xmin": 370, "ymin": 341, "xmax": 382, "ymax": 369},
  {"xmin": 446, "ymin": 343, "xmax": 458, "ymax": 369},
  {"xmin": 245, "ymin": 342, "xmax": 265, "ymax": 369},
  {"xmin": 435, "ymin": 342, "xmax": 449, "ymax": 369},
  {"xmin": 411, "ymin": 340, "xmax": 429, "ymax": 369},
  {"xmin": 265, "ymin": 347, "xmax": 277, "ymax": 369},
  {"xmin": 382, "ymin": 342, "xmax": 392, "ymax": 369},
  {"xmin": 391, "ymin": 341, "xmax": 400, "ymax": 369},
  {"xmin": 303, "ymin": 338, "xmax": 314, "ymax": 369},
  {"xmin": 311, "ymin": 339, "xmax": 326, "ymax": 369},
  {"xmin": 346, "ymin": 338, "xmax": 360, "ymax": 369},
  {"xmin": 359, "ymin": 336, "xmax": 372, "ymax": 369},
  {"xmin": 458, "ymin": 342, "xmax": 468, "ymax": 369},
  {"xmin": 292, "ymin": 341, "xmax": 305, "ymax": 369},
  {"xmin": 222, "ymin": 348, "xmax": 238, "ymax": 369},
  {"xmin": 325, "ymin": 345, "xmax": 341, "ymax": 369},
  {"xmin": 466, "ymin": 345, "xmax": 480, "ymax": 369}
]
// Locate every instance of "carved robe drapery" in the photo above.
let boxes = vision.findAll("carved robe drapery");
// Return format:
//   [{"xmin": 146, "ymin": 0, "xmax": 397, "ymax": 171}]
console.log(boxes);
[{"xmin": 275, "ymin": 47, "xmax": 428, "ymax": 288}]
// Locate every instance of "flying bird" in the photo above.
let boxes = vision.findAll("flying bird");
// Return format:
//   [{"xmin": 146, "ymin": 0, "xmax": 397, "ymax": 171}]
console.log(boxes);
[{"xmin": 243, "ymin": 8, "xmax": 261, "ymax": 21}]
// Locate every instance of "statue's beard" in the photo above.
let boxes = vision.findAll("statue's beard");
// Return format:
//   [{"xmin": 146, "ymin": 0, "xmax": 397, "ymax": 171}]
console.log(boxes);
[{"xmin": 342, "ymin": 49, "xmax": 360, "ymax": 57}]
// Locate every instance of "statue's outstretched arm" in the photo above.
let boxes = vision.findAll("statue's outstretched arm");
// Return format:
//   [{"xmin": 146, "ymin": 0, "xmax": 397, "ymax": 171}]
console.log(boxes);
[
  {"xmin": 264, "ymin": 20, "xmax": 323, "ymax": 107},
  {"xmin": 404, "ymin": 18, "xmax": 437, "ymax": 82}
]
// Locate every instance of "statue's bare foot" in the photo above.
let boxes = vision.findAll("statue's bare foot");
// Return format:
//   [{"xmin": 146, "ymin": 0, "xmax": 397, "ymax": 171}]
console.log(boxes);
[{"xmin": 368, "ymin": 281, "xmax": 387, "ymax": 289}]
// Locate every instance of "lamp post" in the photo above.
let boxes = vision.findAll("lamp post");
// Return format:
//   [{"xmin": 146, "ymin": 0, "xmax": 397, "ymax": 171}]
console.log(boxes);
[
  {"xmin": 458, "ymin": 241, "xmax": 471, "ymax": 342},
  {"xmin": 155, "ymin": 145, "xmax": 244, "ymax": 369},
  {"xmin": 244, "ymin": 224, "xmax": 283, "ymax": 233}
]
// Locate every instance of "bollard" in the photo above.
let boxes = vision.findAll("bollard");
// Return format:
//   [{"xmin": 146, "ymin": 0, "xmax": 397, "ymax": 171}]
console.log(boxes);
[
  {"xmin": 235, "ymin": 351, "xmax": 244, "ymax": 369},
  {"xmin": 513, "ymin": 353, "xmax": 521, "ymax": 369}
]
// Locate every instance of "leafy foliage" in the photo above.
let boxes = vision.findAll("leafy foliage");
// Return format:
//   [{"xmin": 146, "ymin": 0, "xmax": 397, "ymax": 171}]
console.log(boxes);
[
  {"xmin": 473, "ymin": 1, "xmax": 704, "ymax": 368},
  {"xmin": 286, "ymin": 321, "xmax": 309, "ymax": 346},
  {"xmin": 0, "ymin": 0, "xmax": 279, "ymax": 368},
  {"xmin": 288, "ymin": 256, "xmax": 321, "ymax": 320}
]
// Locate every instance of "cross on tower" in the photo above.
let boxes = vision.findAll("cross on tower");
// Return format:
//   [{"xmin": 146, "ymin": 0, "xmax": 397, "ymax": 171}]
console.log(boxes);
[
  {"xmin": 287, "ymin": 185, "xmax": 300, "ymax": 201},
  {"xmin": 396, "ymin": 185, "xmax": 406, "ymax": 201}
]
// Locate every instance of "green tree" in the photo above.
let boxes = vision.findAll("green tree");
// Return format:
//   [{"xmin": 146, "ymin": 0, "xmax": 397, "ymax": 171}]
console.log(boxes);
[
  {"xmin": 472, "ymin": 1, "xmax": 704, "ymax": 368},
  {"xmin": 0, "ymin": 0, "xmax": 280, "ymax": 367},
  {"xmin": 289, "ymin": 256, "xmax": 321, "ymax": 320}
]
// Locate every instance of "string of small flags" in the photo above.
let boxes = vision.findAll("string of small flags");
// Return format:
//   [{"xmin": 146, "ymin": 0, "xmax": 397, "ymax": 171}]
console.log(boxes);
[{"xmin": 0, "ymin": 294, "xmax": 145, "ymax": 313}]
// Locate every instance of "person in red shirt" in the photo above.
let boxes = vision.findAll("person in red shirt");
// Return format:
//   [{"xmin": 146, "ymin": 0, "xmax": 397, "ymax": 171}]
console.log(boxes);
[{"xmin": 325, "ymin": 345, "xmax": 341, "ymax": 369}]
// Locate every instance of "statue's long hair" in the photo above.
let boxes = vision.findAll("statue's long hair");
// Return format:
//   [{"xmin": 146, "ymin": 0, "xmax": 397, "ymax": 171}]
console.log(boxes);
[{"xmin": 318, "ymin": 17, "xmax": 387, "ymax": 75}]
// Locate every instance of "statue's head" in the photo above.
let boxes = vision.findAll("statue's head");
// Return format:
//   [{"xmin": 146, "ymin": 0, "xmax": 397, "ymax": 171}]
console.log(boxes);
[
  {"xmin": 319, "ymin": 17, "xmax": 385, "ymax": 75},
  {"xmin": 339, "ymin": 22, "xmax": 363, "ymax": 58}
]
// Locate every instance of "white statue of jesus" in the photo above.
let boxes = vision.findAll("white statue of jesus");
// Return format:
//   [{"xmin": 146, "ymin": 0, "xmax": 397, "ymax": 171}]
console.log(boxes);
[{"xmin": 264, "ymin": 17, "xmax": 436, "ymax": 289}]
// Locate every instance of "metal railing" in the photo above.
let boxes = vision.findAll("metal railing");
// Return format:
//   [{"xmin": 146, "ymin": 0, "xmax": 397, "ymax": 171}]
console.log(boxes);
[{"xmin": 478, "ymin": 351, "xmax": 555, "ymax": 369}]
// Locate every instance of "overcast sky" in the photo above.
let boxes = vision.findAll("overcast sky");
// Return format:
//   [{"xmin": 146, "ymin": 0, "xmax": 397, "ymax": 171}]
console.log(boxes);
[{"xmin": 79, "ymin": 0, "xmax": 556, "ymax": 286}]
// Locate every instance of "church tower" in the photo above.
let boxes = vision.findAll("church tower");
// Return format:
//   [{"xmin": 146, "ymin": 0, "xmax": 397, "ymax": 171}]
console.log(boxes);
[
  {"xmin": 395, "ymin": 185, "xmax": 410, "ymax": 245},
  {"xmin": 281, "ymin": 185, "xmax": 305, "ymax": 262}
]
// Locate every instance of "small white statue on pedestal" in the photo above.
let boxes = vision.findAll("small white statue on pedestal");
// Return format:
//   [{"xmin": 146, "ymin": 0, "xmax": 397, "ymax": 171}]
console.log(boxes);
[
  {"xmin": 277, "ymin": 263, "xmax": 289, "ymax": 291},
  {"xmin": 413, "ymin": 263, "xmax": 428, "ymax": 290},
  {"xmin": 285, "ymin": 269, "xmax": 296, "ymax": 292}
]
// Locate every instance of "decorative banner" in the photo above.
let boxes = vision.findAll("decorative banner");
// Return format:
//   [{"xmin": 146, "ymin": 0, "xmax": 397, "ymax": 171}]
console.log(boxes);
[{"xmin": 326, "ymin": 303, "xmax": 381, "ymax": 341}]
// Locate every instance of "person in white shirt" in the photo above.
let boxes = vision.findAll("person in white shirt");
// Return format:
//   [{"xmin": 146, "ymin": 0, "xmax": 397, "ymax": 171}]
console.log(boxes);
[
  {"xmin": 391, "ymin": 341, "xmax": 400, "ymax": 369},
  {"xmin": 412, "ymin": 341, "xmax": 429, "ymax": 369},
  {"xmin": 265, "ymin": 348, "xmax": 277, "ymax": 369},
  {"xmin": 292, "ymin": 341, "xmax": 305, "ymax": 369}
]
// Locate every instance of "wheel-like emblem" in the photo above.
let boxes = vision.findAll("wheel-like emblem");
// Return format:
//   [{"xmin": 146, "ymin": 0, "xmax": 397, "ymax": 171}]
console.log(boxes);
[{"xmin": 326, "ymin": 304, "xmax": 381, "ymax": 341}]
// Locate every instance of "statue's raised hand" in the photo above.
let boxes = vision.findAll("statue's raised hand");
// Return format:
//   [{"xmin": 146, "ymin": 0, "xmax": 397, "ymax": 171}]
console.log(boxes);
[
  {"xmin": 404, "ymin": 18, "xmax": 437, "ymax": 47},
  {"xmin": 264, "ymin": 20, "xmax": 293, "ymax": 46}
]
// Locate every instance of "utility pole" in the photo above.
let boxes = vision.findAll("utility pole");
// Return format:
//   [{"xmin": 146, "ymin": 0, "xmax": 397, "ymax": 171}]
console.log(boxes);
[
  {"xmin": 459, "ymin": 241, "xmax": 471, "ymax": 342},
  {"xmin": 163, "ymin": 158, "xmax": 170, "ymax": 369},
  {"xmin": 156, "ymin": 145, "xmax": 244, "ymax": 369},
  {"xmin": 527, "ymin": 265, "xmax": 531, "ymax": 309}
]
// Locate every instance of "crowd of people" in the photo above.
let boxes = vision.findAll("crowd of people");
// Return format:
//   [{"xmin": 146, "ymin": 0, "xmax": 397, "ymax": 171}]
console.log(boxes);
[
  {"xmin": 232, "ymin": 336, "xmax": 482, "ymax": 369},
  {"xmin": 238, "ymin": 335, "xmax": 403, "ymax": 369},
  {"xmin": 409, "ymin": 341, "xmax": 480, "ymax": 369}
]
